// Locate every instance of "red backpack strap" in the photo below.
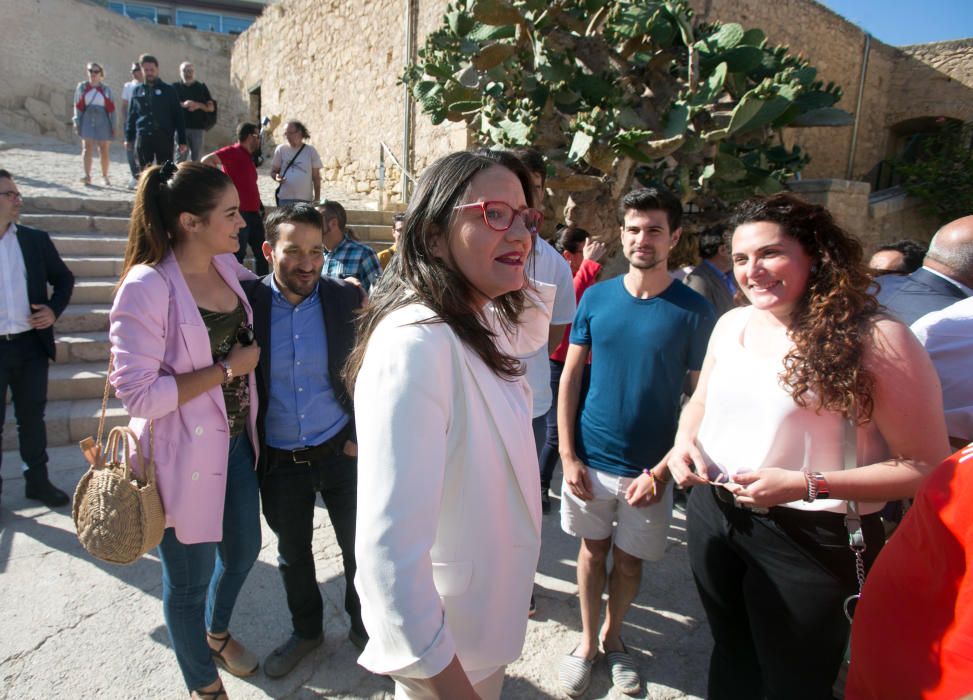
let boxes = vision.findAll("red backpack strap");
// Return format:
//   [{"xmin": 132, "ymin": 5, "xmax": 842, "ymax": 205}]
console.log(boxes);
[{"xmin": 75, "ymin": 82, "xmax": 90, "ymax": 113}]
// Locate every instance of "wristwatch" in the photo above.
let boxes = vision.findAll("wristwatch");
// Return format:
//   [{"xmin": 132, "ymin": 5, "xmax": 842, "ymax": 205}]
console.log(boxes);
[
  {"xmin": 216, "ymin": 360, "xmax": 233, "ymax": 385},
  {"xmin": 804, "ymin": 471, "xmax": 831, "ymax": 502}
]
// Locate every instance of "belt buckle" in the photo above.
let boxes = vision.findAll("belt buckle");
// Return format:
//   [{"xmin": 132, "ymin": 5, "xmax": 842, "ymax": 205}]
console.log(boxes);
[{"xmin": 290, "ymin": 447, "xmax": 312, "ymax": 466}]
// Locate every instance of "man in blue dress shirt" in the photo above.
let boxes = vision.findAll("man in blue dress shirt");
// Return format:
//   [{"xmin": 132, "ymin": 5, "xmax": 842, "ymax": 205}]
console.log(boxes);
[{"xmin": 242, "ymin": 204, "xmax": 366, "ymax": 678}]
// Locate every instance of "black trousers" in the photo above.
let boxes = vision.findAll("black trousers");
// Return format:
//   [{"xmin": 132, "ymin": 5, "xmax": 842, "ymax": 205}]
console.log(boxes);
[
  {"xmin": 0, "ymin": 333, "xmax": 51, "ymax": 495},
  {"xmin": 687, "ymin": 485, "xmax": 883, "ymax": 700},
  {"xmin": 135, "ymin": 131, "xmax": 175, "ymax": 170},
  {"xmin": 260, "ymin": 447, "xmax": 363, "ymax": 640},
  {"xmin": 236, "ymin": 210, "xmax": 269, "ymax": 275}
]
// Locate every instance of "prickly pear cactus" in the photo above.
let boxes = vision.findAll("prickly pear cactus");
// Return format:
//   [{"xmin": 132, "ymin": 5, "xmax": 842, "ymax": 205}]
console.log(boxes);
[{"xmin": 403, "ymin": 0, "xmax": 849, "ymax": 233}]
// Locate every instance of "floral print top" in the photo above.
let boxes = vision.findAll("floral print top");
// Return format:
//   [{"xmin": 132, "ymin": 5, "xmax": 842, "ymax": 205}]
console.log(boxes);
[{"xmin": 198, "ymin": 303, "xmax": 249, "ymax": 437}]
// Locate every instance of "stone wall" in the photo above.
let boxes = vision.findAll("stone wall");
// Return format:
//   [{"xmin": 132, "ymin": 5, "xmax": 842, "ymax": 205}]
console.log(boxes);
[
  {"xmin": 0, "ymin": 0, "xmax": 246, "ymax": 145},
  {"xmin": 230, "ymin": 0, "xmax": 466, "ymax": 206},
  {"xmin": 694, "ymin": 1, "xmax": 973, "ymax": 182}
]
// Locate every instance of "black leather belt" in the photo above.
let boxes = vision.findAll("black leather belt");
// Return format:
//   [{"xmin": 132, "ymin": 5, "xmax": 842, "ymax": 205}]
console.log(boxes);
[
  {"xmin": 0, "ymin": 330, "xmax": 32, "ymax": 342},
  {"xmin": 712, "ymin": 484, "xmax": 770, "ymax": 515},
  {"xmin": 266, "ymin": 424, "xmax": 352, "ymax": 466}
]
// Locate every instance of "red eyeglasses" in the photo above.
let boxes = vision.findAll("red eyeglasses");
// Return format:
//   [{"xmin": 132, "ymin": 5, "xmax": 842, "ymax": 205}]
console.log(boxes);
[{"xmin": 454, "ymin": 201, "xmax": 544, "ymax": 235}]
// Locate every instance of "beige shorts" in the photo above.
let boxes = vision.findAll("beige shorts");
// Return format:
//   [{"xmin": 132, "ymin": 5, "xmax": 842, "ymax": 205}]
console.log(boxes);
[{"xmin": 560, "ymin": 467, "xmax": 673, "ymax": 561}]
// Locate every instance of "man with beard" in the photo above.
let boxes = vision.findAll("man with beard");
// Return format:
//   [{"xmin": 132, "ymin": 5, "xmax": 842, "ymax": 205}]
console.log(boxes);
[
  {"xmin": 241, "ymin": 204, "xmax": 367, "ymax": 678},
  {"xmin": 557, "ymin": 188, "xmax": 715, "ymax": 697},
  {"xmin": 202, "ymin": 122, "xmax": 267, "ymax": 274},
  {"xmin": 124, "ymin": 54, "xmax": 187, "ymax": 169}
]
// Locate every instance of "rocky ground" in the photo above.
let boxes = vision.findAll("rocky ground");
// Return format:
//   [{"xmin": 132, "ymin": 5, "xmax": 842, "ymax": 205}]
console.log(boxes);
[{"xmin": 0, "ymin": 127, "xmax": 709, "ymax": 699}]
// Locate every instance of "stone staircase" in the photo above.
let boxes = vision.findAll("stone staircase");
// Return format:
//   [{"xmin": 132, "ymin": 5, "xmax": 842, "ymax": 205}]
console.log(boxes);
[{"xmin": 3, "ymin": 196, "xmax": 394, "ymax": 454}]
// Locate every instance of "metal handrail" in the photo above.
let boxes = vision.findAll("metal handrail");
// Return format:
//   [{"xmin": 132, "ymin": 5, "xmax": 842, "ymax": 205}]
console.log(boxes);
[{"xmin": 378, "ymin": 141, "xmax": 417, "ymax": 207}]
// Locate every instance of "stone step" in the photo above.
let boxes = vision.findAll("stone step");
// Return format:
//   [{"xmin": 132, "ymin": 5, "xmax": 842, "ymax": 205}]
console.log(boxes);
[
  {"xmin": 345, "ymin": 209, "xmax": 396, "ymax": 226},
  {"xmin": 4, "ymin": 362, "xmax": 110, "ymax": 404},
  {"xmin": 55, "ymin": 304, "xmax": 111, "ymax": 333},
  {"xmin": 19, "ymin": 214, "xmax": 130, "ymax": 235},
  {"xmin": 55, "ymin": 332, "xmax": 112, "ymax": 363},
  {"xmin": 1, "ymin": 398, "xmax": 127, "ymax": 451},
  {"xmin": 63, "ymin": 255, "xmax": 125, "ymax": 278},
  {"xmin": 49, "ymin": 362, "xmax": 111, "ymax": 402},
  {"xmin": 22, "ymin": 197, "xmax": 397, "ymax": 224},
  {"xmin": 21, "ymin": 196, "xmax": 131, "ymax": 217},
  {"xmin": 52, "ymin": 234, "xmax": 127, "ymax": 256},
  {"xmin": 71, "ymin": 278, "xmax": 117, "ymax": 304},
  {"xmin": 349, "ymin": 224, "xmax": 393, "ymax": 242}
]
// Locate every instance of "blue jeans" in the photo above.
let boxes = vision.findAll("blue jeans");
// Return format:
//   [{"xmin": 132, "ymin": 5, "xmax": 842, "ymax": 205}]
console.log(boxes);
[
  {"xmin": 157, "ymin": 434, "xmax": 261, "ymax": 691},
  {"xmin": 125, "ymin": 142, "xmax": 139, "ymax": 178},
  {"xmin": 276, "ymin": 198, "xmax": 310, "ymax": 207}
]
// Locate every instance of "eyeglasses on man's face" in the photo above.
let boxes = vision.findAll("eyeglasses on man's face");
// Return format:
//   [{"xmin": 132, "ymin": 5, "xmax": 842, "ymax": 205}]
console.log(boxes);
[
  {"xmin": 88, "ymin": 69, "xmax": 102, "ymax": 75},
  {"xmin": 453, "ymin": 201, "xmax": 543, "ymax": 235},
  {"xmin": 0, "ymin": 190, "xmax": 23, "ymax": 201}
]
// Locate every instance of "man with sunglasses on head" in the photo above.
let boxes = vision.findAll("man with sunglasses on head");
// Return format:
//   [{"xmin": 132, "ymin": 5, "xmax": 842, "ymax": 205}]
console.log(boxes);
[
  {"xmin": 241, "ymin": 204, "xmax": 368, "ymax": 679},
  {"xmin": 0, "ymin": 169, "xmax": 75, "ymax": 509}
]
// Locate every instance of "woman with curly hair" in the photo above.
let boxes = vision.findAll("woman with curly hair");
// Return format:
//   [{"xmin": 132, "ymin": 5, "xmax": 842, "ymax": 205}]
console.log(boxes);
[{"xmin": 657, "ymin": 192, "xmax": 949, "ymax": 699}]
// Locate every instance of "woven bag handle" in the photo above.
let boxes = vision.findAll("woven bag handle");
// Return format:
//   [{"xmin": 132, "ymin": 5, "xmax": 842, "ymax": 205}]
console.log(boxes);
[
  {"xmin": 95, "ymin": 353, "xmax": 113, "ymax": 449},
  {"xmin": 98, "ymin": 353, "xmax": 155, "ymax": 483},
  {"xmin": 104, "ymin": 426, "xmax": 133, "ymax": 482},
  {"xmin": 107, "ymin": 425, "xmax": 157, "ymax": 486}
]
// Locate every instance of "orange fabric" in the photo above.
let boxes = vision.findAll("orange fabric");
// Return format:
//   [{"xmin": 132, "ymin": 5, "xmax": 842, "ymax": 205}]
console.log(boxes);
[{"xmin": 847, "ymin": 444, "xmax": 973, "ymax": 699}]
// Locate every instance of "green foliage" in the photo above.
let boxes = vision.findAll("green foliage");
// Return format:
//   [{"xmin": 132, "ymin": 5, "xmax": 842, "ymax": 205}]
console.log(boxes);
[
  {"xmin": 897, "ymin": 122, "xmax": 973, "ymax": 224},
  {"xmin": 402, "ymin": 0, "xmax": 850, "ymax": 213}
]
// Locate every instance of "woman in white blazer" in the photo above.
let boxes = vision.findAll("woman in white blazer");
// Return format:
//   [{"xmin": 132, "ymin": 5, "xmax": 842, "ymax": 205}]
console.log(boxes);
[{"xmin": 346, "ymin": 150, "xmax": 553, "ymax": 699}]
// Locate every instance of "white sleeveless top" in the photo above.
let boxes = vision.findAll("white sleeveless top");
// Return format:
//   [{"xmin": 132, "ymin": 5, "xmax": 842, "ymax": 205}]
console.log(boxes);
[{"xmin": 697, "ymin": 306, "xmax": 887, "ymax": 514}]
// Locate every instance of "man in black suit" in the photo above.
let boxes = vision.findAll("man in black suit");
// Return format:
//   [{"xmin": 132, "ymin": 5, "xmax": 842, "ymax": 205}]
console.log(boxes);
[
  {"xmin": 0, "ymin": 169, "xmax": 75, "ymax": 507},
  {"xmin": 241, "ymin": 204, "xmax": 367, "ymax": 679},
  {"xmin": 877, "ymin": 216, "xmax": 973, "ymax": 326}
]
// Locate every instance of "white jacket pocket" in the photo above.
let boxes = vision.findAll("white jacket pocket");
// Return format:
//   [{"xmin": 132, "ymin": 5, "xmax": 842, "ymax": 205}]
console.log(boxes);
[{"xmin": 431, "ymin": 560, "xmax": 473, "ymax": 598}]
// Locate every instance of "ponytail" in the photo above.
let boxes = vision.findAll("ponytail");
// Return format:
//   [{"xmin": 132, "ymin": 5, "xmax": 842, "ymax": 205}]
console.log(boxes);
[{"xmin": 118, "ymin": 162, "xmax": 234, "ymax": 287}]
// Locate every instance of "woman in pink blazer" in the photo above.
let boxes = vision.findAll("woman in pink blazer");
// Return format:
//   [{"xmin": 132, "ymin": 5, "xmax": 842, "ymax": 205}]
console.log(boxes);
[{"xmin": 109, "ymin": 162, "xmax": 262, "ymax": 700}]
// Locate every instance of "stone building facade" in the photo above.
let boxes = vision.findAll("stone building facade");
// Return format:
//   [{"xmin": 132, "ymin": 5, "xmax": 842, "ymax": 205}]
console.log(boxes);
[
  {"xmin": 229, "ymin": 0, "xmax": 972, "ymax": 243},
  {"xmin": 1, "ymin": 0, "xmax": 246, "ymax": 146}
]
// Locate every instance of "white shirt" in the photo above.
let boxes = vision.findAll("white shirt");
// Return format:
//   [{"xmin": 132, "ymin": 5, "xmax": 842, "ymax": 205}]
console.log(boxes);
[
  {"xmin": 698, "ymin": 306, "xmax": 888, "ymax": 514},
  {"xmin": 270, "ymin": 143, "xmax": 323, "ymax": 201},
  {"xmin": 522, "ymin": 237, "xmax": 576, "ymax": 418},
  {"xmin": 0, "ymin": 223, "xmax": 32, "ymax": 334},
  {"xmin": 912, "ymin": 297, "xmax": 973, "ymax": 442},
  {"xmin": 122, "ymin": 79, "xmax": 140, "ymax": 103}
]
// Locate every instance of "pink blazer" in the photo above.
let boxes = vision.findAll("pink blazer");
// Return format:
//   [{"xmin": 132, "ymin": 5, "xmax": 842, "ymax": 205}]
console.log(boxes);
[{"xmin": 109, "ymin": 252, "xmax": 258, "ymax": 544}]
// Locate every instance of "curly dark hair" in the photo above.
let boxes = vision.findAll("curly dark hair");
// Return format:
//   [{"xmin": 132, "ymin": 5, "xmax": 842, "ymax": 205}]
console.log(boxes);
[{"xmin": 729, "ymin": 193, "xmax": 880, "ymax": 422}]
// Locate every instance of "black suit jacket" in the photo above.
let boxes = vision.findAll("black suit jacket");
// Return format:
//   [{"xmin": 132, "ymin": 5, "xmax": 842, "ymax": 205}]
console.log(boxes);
[
  {"xmin": 242, "ymin": 274, "xmax": 364, "ymax": 471},
  {"xmin": 13, "ymin": 225, "xmax": 74, "ymax": 360},
  {"xmin": 876, "ymin": 267, "xmax": 968, "ymax": 326}
]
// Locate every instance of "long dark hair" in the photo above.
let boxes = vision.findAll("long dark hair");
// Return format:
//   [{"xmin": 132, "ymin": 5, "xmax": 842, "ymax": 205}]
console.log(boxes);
[
  {"xmin": 344, "ymin": 149, "xmax": 534, "ymax": 395},
  {"xmin": 118, "ymin": 162, "xmax": 234, "ymax": 286},
  {"xmin": 729, "ymin": 193, "xmax": 879, "ymax": 421}
]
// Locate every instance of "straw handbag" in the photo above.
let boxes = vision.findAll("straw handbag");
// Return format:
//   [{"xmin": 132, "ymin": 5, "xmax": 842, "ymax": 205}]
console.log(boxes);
[{"xmin": 73, "ymin": 358, "xmax": 165, "ymax": 565}]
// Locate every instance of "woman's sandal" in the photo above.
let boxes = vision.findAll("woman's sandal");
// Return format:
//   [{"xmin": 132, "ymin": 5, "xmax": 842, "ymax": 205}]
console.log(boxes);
[
  {"xmin": 190, "ymin": 680, "xmax": 227, "ymax": 699},
  {"xmin": 207, "ymin": 631, "xmax": 259, "ymax": 677}
]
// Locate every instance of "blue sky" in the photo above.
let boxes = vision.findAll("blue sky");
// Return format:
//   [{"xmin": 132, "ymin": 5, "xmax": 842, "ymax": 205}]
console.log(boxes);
[{"xmin": 816, "ymin": 0, "xmax": 973, "ymax": 45}]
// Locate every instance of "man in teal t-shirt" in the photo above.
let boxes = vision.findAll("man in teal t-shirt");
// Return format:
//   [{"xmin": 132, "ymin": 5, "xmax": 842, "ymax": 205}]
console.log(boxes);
[{"xmin": 557, "ymin": 187, "xmax": 715, "ymax": 697}]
